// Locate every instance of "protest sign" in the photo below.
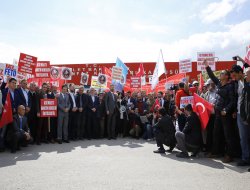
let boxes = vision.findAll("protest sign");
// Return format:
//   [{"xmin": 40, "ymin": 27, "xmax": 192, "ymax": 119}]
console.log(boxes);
[
  {"xmin": 112, "ymin": 66, "xmax": 123, "ymax": 81},
  {"xmin": 35, "ymin": 61, "xmax": 51, "ymax": 78},
  {"xmin": 179, "ymin": 59, "xmax": 192, "ymax": 73},
  {"xmin": 180, "ymin": 96, "xmax": 194, "ymax": 109},
  {"xmin": 18, "ymin": 53, "xmax": 37, "ymax": 75},
  {"xmin": 130, "ymin": 77, "xmax": 141, "ymax": 89},
  {"xmin": 40, "ymin": 99, "xmax": 57, "ymax": 117},
  {"xmin": 197, "ymin": 52, "xmax": 215, "ymax": 71}
]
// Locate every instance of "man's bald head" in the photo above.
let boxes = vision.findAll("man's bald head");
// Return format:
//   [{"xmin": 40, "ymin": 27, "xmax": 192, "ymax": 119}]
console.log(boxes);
[{"xmin": 18, "ymin": 105, "xmax": 26, "ymax": 116}]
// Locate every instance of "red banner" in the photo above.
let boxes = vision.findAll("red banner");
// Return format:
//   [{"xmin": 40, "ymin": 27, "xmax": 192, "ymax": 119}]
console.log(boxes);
[
  {"xmin": 166, "ymin": 73, "xmax": 186, "ymax": 84},
  {"xmin": 35, "ymin": 61, "xmax": 51, "ymax": 78},
  {"xmin": 18, "ymin": 53, "xmax": 37, "ymax": 75},
  {"xmin": 40, "ymin": 99, "xmax": 57, "ymax": 117}
]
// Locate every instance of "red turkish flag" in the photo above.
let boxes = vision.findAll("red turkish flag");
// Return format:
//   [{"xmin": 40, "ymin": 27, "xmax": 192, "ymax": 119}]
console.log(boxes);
[
  {"xmin": 199, "ymin": 73, "xmax": 205, "ymax": 92},
  {"xmin": 0, "ymin": 92, "xmax": 13, "ymax": 128},
  {"xmin": 136, "ymin": 63, "xmax": 145, "ymax": 77},
  {"xmin": 193, "ymin": 93, "xmax": 213, "ymax": 130}
]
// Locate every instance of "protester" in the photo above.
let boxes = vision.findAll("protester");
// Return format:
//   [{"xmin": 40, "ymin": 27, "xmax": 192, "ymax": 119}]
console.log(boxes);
[
  {"xmin": 57, "ymin": 84, "xmax": 71, "ymax": 144},
  {"xmin": 6, "ymin": 105, "xmax": 32, "ymax": 153},
  {"xmin": 204, "ymin": 60, "xmax": 236, "ymax": 163},
  {"xmin": 153, "ymin": 107, "xmax": 176, "ymax": 154},
  {"xmin": 175, "ymin": 104, "xmax": 202, "ymax": 158}
]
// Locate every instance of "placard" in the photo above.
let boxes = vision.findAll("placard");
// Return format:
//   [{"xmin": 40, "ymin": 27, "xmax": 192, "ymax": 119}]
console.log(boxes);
[
  {"xmin": 80, "ymin": 72, "xmax": 89, "ymax": 85},
  {"xmin": 130, "ymin": 77, "xmax": 141, "ymax": 88},
  {"xmin": 50, "ymin": 67, "xmax": 61, "ymax": 80},
  {"xmin": 40, "ymin": 99, "xmax": 57, "ymax": 117},
  {"xmin": 179, "ymin": 59, "xmax": 192, "ymax": 73},
  {"xmin": 18, "ymin": 53, "xmax": 37, "ymax": 75},
  {"xmin": 35, "ymin": 61, "xmax": 51, "ymax": 78},
  {"xmin": 180, "ymin": 96, "xmax": 194, "ymax": 109},
  {"xmin": 112, "ymin": 66, "xmax": 123, "ymax": 81},
  {"xmin": 197, "ymin": 52, "xmax": 215, "ymax": 71},
  {"xmin": 97, "ymin": 74, "xmax": 107, "ymax": 87},
  {"xmin": 61, "ymin": 67, "xmax": 72, "ymax": 80}
]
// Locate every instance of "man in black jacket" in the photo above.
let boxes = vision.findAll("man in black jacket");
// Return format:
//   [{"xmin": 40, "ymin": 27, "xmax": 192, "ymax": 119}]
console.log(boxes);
[
  {"xmin": 175, "ymin": 104, "xmax": 202, "ymax": 158},
  {"xmin": 76, "ymin": 86, "xmax": 88, "ymax": 140},
  {"xmin": 204, "ymin": 60, "xmax": 236, "ymax": 163},
  {"xmin": 153, "ymin": 107, "xmax": 176, "ymax": 154}
]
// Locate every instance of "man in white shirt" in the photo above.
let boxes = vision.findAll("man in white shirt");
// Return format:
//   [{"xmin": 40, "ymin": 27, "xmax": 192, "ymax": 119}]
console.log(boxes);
[{"xmin": 68, "ymin": 84, "xmax": 78, "ymax": 141}]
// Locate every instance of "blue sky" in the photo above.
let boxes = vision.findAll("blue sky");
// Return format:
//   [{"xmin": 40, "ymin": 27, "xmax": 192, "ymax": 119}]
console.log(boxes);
[{"xmin": 0, "ymin": 0, "xmax": 250, "ymax": 64}]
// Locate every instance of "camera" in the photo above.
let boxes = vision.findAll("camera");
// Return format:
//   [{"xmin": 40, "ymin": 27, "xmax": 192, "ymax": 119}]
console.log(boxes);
[{"xmin": 232, "ymin": 56, "xmax": 239, "ymax": 61}]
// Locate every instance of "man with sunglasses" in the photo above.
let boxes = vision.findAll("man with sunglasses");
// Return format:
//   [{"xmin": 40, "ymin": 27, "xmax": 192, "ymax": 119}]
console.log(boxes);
[{"xmin": 204, "ymin": 60, "xmax": 236, "ymax": 163}]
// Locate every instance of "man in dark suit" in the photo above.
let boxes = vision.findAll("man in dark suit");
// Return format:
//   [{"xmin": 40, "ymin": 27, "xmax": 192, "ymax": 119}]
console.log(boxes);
[
  {"xmin": 6, "ymin": 105, "xmax": 33, "ymax": 153},
  {"xmin": 87, "ymin": 87, "xmax": 100, "ymax": 139},
  {"xmin": 153, "ymin": 107, "xmax": 176, "ymax": 154},
  {"xmin": 0, "ymin": 78, "xmax": 18, "ymax": 151},
  {"xmin": 2, "ymin": 78, "xmax": 18, "ymax": 114},
  {"xmin": 27, "ymin": 82, "xmax": 38, "ymax": 143},
  {"xmin": 36, "ymin": 83, "xmax": 49, "ymax": 145},
  {"xmin": 15, "ymin": 79, "xmax": 31, "ymax": 114},
  {"xmin": 125, "ymin": 91, "xmax": 136, "ymax": 110},
  {"xmin": 57, "ymin": 85, "xmax": 71, "ymax": 144},
  {"xmin": 105, "ymin": 84, "xmax": 117, "ymax": 140},
  {"xmin": 68, "ymin": 84, "xmax": 78, "ymax": 140},
  {"xmin": 76, "ymin": 86, "xmax": 88, "ymax": 140}
]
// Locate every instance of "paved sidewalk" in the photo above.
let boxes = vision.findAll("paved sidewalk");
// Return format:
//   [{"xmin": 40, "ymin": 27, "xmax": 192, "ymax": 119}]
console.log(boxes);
[{"xmin": 0, "ymin": 138, "xmax": 249, "ymax": 190}]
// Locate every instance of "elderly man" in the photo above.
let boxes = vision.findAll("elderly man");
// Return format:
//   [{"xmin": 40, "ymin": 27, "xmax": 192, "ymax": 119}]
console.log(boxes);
[{"xmin": 6, "ymin": 105, "xmax": 33, "ymax": 153}]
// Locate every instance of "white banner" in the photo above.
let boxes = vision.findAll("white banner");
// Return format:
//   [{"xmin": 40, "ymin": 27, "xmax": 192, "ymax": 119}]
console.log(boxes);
[{"xmin": 180, "ymin": 96, "xmax": 194, "ymax": 109}]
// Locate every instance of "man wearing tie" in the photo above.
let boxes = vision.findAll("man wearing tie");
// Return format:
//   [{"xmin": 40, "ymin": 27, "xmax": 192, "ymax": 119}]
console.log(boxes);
[
  {"xmin": 6, "ymin": 105, "xmax": 32, "ymax": 153},
  {"xmin": 68, "ymin": 84, "xmax": 78, "ymax": 140},
  {"xmin": 87, "ymin": 87, "xmax": 100, "ymax": 139},
  {"xmin": 57, "ymin": 85, "xmax": 71, "ymax": 144},
  {"xmin": 105, "ymin": 84, "xmax": 117, "ymax": 140},
  {"xmin": 16, "ymin": 79, "xmax": 31, "ymax": 114}
]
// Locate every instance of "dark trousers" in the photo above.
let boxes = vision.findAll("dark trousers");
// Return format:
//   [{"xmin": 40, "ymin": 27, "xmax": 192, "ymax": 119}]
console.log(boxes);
[
  {"xmin": 77, "ymin": 112, "xmax": 86, "ymax": 139},
  {"xmin": 156, "ymin": 132, "xmax": 176, "ymax": 150},
  {"xmin": 206, "ymin": 114, "xmax": 215, "ymax": 152},
  {"xmin": 116, "ymin": 117, "xmax": 128, "ymax": 136},
  {"xmin": 37, "ymin": 117, "xmax": 48, "ymax": 143},
  {"xmin": 7, "ymin": 132, "xmax": 30, "ymax": 151},
  {"xmin": 212, "ymin": 112, "xmax": 237, "ymax": 157},
  {"xmin": 49, "ymin": 117, "xmax": 57, "ymax": 140},
  {"xmin": 107, "ymin": 112, "xmax": 116, "ymax": 138},
  {"xmin": 87, "ymin": 112, "xmax": 99, "ymax": 139},
  {"xmin": 27, "ymin": 112, "xmax": 37, "ymax": 142},
  {"xmin": 69, "ymin": 111, "xmax": 78, "ymax": 140}
]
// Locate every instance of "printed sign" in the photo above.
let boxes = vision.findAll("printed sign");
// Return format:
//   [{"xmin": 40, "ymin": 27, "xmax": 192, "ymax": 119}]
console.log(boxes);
[
  {"xmin": 197, "ymin": 52, "xmax": 215, "ymax": 71},
  {"xmin": 97, "ymin": 74, "xmax": 107, "ymax": 86},
  {"xmin": 80, "ymin": 72, "xmax": 89, "ymax": 85},
  {"xmin": 130, "ymin": 77, "xmax": 141, "ymax": 89},
  {"xmin": 61, "ymin": 67, "xmax": 72, "ymax": 80},
  {"xmin": 18, "ymin": 53, "xmax": 37, "ymax": 75},
  {"xmin": 180, "ymin": 96, "xmax": 194, "ymax": 109},
  {"xmin": 3, "ymin": 64, "xmax": 18, "ymax": 78},
  {"xmin": 179, "ymin": 59, "xmax": 192, "ymax": 73},
  {"xmin": 35, "ymin": 61, "xmax": 51, "ymax": 78},
  {"xmin": 50, "ymin": 67, "xmax": 61, "ymax": 80},
  {"xmin": 40, "ymin": 99, "xmax": 57, "ymax": 117},
  {"xmin": 112, "ymin": 66, "xmax": 123, "ymax": 81}
]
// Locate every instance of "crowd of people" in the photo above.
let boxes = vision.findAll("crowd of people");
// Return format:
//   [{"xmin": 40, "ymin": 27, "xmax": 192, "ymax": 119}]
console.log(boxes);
[{"xmin": 0, "ymin": 58, "xmax": 250, "ymax": 171}]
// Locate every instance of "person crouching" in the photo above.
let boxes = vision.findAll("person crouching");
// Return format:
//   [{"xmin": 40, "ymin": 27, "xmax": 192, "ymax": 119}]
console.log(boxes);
[
  {"xmin": 175, "ymin": 104, "xmax": 202, "ymax": 158},
  {"xmin": 153, "ymin": 107, "xmax": 176, "ymax": 154}
]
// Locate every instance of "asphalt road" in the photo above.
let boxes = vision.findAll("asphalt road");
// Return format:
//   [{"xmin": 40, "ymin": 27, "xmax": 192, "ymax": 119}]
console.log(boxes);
[{"xmin": 0, "ymin": 138, "xmax": 249, "ymax": 190}]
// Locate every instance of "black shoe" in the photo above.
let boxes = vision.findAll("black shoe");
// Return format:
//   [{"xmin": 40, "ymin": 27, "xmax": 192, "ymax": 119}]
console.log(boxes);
[
  {"xmin": 153, "ymin": 149, "xmax": 165, "ymax": 154},
  {"xmin": 58, "ymin": 140, "xmax": 62, "ymax": 144},
  {"xmin": 237, "ymin": 160, "xmax": 250, "ymax": 166},
  {"xmin": 0, "ymin": 148, "xmax": 5, "ymax": 152},
  {"xmin": 108, "ymin": 138, "xmax": 111, "ymax": 140},
  {"xmin": 112, "ymin": 137, "xmax": 117, "ymax": 140},
  {"xmin": 248, "ymin": 168, "xmax": 250, "ymax": 172},
  {"xmin": 166, "ymin": 147, "xmax": 174, "ymax": 153},
  {"xmin": 63, "ymin": 140, "xmax": 70, "ymax": 143},
  {"xmin": 176, "ymin": 152, "xmax": 189, "ymax": 158},
  {"xmin": 36, "ymin": 142, "xmax": 41, "ymax": 145}
]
